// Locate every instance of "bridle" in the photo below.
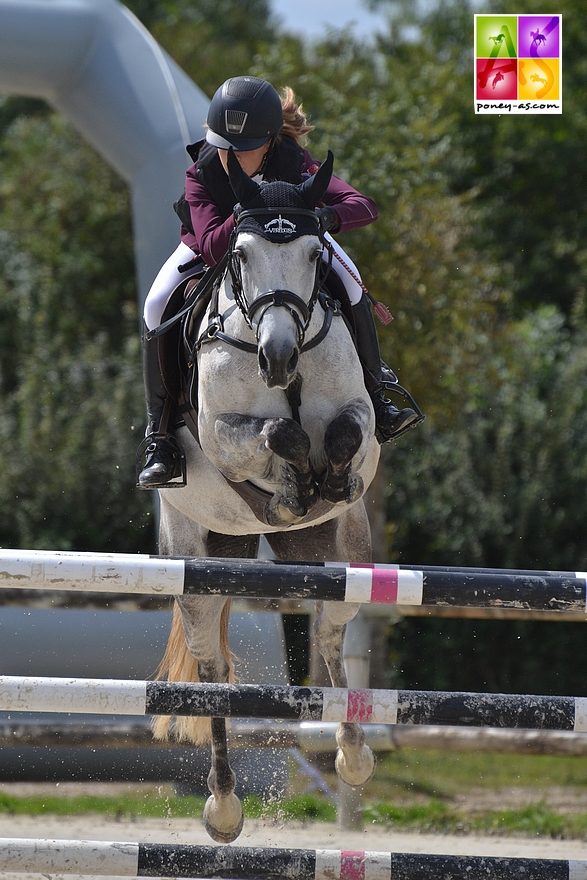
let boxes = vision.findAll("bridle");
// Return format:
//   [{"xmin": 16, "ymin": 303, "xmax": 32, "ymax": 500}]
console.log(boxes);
[{"xmin": 196, "ymin": 207, "xmax": 338, "ymax": 356}]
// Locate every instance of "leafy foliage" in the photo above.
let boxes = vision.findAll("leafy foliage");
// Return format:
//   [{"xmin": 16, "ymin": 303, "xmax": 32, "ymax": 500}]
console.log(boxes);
[{"xmin": 0, "ymin": 114, "xmax": 151, "ymax": 550}]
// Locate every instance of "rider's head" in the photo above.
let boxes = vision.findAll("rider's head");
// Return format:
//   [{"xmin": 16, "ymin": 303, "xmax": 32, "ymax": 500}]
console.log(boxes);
[
  {"xmin": 206, "ymin": 76, "xmax": 313, "ymax": 177},
  {"xmin": 206, "ymin": 76, "xmax": 283, "ymax": 152}
]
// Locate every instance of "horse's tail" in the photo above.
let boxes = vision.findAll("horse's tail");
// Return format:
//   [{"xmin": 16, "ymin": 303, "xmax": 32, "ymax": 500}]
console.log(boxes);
[{"xmin": 151, "ymin": 599, "xmax": 235, "ymax": 745}]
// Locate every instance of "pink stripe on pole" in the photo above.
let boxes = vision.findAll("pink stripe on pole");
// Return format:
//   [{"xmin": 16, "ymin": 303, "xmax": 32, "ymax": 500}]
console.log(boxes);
[
  {"xmin": 370, "ymin": 568, "xmax": 398, "ymax": 603},
  {"xmin": 341, "ymin": 851, "xmax": 366, "ymax": 880},
  {"xmin": 347, "ymin": 690, "xmax": 373, "ymax": 723}
]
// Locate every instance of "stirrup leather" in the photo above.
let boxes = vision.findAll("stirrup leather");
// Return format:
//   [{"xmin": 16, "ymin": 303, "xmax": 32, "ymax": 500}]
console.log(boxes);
[{"xmin": 136, "ymin": 433, "xmax": 186, "ymax": 488}]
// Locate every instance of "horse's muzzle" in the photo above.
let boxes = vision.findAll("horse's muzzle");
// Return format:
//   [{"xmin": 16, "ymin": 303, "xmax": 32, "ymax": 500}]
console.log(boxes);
[{"xmin": 258, "ymin": 343, "xmax": 299, "ymax": 389}]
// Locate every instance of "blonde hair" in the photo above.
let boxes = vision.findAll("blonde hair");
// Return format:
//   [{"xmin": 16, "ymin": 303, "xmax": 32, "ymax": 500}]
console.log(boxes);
[{"xmin": 279, "ymin": 86, "xmax": 314, "ymax": 144}]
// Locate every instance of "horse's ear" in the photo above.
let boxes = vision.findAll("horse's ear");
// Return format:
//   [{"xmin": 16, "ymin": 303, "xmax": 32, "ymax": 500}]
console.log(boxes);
[
  {"xmin": 299, "ymin": 151, "xmax": 334, "ymax": 208},
  {"xmin": 227, "ymin": 148, "xmax": 262, "ymax": 206}
]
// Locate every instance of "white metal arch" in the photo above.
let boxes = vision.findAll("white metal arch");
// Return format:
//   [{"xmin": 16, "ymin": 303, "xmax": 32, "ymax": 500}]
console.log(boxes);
[{"xmin": 0, "ymin": 0, "xmax": 209, "ymax": 304}]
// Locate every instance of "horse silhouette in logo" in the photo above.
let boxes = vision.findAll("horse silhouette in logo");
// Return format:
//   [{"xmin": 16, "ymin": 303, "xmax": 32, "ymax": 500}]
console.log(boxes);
[
  {"xmin": 531, "ymin": 28, "xmax": 547, "ymax": 47},
  {"xmin": 492, "ymin": 71, "xmax": 505, "ymax": 89},
  {"xmin": 488, "ymin": 33, "xmax": 506, "ymax": 46},
  {"xmin": 531, "ymin": 72, "xmax": 547, "ymax": 87}
]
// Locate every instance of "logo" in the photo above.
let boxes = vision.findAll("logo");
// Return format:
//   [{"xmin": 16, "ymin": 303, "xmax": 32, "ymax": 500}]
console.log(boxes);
[
  {"xmin": 225, "ymin": 109, "xmax": 248, "ymax": 134},
  {"xmin": 474, "ymin": 14, "xmax": 562, "ymax": 114},
  {"xmin": 264, "ymin": 215, "xmax": 297, "ymax": 236}
]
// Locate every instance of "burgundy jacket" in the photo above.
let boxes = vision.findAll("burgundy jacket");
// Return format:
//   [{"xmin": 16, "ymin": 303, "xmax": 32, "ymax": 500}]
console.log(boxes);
[{"xmin": 180, "ymin": 137, "xmax": 378, "ymax": 267}]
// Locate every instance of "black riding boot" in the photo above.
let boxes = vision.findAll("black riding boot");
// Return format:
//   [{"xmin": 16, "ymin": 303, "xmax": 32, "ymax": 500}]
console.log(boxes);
[
  {"xmin": 352, "ymin": 294, "xmax": 424, "ymax": 443},
  {"xmin": 137, "ymin": 325, "xmax": 184, "ymax": 489}
]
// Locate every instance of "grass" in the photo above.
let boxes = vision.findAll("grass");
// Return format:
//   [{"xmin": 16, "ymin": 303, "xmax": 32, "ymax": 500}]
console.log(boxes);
[{"xmin": 2, "ymin": 749, "xmax": 587, "ymax": 839}]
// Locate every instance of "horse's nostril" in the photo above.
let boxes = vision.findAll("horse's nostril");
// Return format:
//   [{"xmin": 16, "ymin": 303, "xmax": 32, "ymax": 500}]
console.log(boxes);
[
  {"xmin": 287, "ymin": 350, "xmax": 299, "ymax": 373},
  {"xmin": 258, "ymin": 348, "xmax": 268, "ymax": 373}
]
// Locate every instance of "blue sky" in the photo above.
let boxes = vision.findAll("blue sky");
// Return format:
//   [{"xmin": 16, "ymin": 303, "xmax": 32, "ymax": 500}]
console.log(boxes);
[{"xmin": 269, "ymin": 0, "xmax": 388, "ymax": 39}]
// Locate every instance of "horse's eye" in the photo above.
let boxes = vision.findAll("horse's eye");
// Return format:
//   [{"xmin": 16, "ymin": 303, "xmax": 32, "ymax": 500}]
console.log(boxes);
[
  {"xmin": 310, "ymin": 248, "xmax": 322, "ymax": 263},
  {"xmin": 235, "ymin": 248, "xmax": 247, "ymax": 264}
]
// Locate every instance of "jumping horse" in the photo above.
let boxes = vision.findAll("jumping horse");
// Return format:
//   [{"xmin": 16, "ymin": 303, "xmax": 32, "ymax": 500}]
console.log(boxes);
[{"xmin": 152, "ymin": 150, "xmax": 381, "ymax": 842}]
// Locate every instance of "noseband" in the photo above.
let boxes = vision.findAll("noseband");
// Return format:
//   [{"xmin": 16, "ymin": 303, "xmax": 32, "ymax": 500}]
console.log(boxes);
[{"xmin": 244, "ymin": 288, "xmax": 312, "ymax": 349}]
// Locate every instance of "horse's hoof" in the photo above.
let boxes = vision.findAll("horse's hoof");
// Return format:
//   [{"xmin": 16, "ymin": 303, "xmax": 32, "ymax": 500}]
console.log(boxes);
[
  {"xmin": 335, "ymin": 745, "xmax": 375, "ymax": 787},
  {"xmin": 203, "ymin": 793, "xmax": 244, "ymax": 843},
  {"xmin": 320, "ymin": 473, "xmax": 364, "ymax": 505},
  {"xmin": 265, "ymin": 495, "xmax": 306, "ymax": 526}
]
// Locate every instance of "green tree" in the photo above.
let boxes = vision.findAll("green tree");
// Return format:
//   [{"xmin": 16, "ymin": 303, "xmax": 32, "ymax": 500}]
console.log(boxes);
[
  {"xmin": 0, "ymin": 114, "xmax": 152, "ymax": 551},
  {"xmin": 387, "ymin": 306, "xmax": 587, "ymax": 570}
]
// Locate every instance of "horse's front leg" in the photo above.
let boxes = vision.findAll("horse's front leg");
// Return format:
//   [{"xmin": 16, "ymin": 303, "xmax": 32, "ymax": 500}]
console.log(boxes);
[
  {"xmin": 213, "ymin": 413, "xmax": 318, "ymax": 526},
  {"xmin": 320, "ymin": 399, "xmax": 372, "ymax": 504},
  {"xmin": 261, "ymin": 417, "xmax": 319, "ymax": 525},
  {"xmin": 315, "ymin": 601, "xmax": 375, "ymax": 787}
]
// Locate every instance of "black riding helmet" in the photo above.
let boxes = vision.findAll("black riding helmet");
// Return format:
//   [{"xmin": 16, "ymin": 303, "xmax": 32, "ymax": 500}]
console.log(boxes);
[{"xmin": 205, "ymin": 76, "xmax": 283, "ymax": 151}]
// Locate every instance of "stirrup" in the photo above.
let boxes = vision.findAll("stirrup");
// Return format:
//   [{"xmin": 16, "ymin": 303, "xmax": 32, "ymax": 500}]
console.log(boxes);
[
  {"xmin": 376, "ymin": 368, "xmax": 425, "ymax": 420},
  {"xmin": 375, "ymin": 407, "xmax": 424, "ymax": 444},
  {"xmin": 372, "ymin": 369, "xmax": 425, "ymax": 443},
  {"xmin": 135, "ymin": 433, "xmax": 187, "ymax": 489}
]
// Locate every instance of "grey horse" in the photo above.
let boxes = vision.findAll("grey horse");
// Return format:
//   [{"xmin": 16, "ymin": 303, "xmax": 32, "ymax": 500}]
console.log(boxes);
[{"xmin": 153, "ymin": 151, "xmax": 380, "ymax": 842}]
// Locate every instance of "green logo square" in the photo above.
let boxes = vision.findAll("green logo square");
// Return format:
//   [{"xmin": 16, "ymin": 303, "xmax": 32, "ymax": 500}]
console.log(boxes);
[{"xmin": 476, "ymin": 15, "xmax": 518, "ymax": 58}]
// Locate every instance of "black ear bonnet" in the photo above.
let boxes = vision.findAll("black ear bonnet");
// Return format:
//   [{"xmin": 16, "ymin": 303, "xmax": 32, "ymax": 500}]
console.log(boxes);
[{"xmin": 228, "ymin": 150, "xmax": 334, "ymax": 241}]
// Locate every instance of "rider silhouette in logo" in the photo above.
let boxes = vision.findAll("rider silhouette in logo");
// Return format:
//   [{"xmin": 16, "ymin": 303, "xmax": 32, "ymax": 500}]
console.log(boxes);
[{"xmin": 531, "ymin": 28, "xmax": 547, "ymax": 47}]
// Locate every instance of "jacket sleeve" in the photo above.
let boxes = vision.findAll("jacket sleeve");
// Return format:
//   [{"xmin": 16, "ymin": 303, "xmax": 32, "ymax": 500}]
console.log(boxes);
[
  {"xmin": 304, "ymin": 151, "xmax": 378, "ymax": 232},
  {"xmin": 181, "ymin": 164, "xmax": 236, "ymax": 266}
]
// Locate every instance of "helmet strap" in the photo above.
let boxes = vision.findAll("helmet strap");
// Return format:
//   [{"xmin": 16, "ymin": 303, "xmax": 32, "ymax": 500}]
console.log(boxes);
[{"xmin": 255, "ymin": 137, "xmax": 276, "ymax": 178}]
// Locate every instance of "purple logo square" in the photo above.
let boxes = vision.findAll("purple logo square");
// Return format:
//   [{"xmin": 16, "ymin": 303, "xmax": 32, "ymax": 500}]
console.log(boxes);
[{"xmin": 518, "ymin": 15, "xmax": 561, "ymax": 58}]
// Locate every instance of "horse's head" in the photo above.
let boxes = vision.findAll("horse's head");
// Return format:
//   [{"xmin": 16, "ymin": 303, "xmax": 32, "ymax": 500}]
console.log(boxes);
[{"xmin": 227, "ymin": 149, "xmax": 333, "ymax": 389}]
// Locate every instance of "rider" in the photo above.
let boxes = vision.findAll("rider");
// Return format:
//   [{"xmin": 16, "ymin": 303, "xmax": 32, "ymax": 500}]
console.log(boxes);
[{"xmin": 138, "ymin": 75, "xmax": 423, "ymax": 489}]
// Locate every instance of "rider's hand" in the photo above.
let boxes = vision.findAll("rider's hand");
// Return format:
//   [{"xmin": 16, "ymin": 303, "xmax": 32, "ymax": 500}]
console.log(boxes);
[{"xmin": 317, "ymin": 206, "xmax": 340, "ymax": 233}]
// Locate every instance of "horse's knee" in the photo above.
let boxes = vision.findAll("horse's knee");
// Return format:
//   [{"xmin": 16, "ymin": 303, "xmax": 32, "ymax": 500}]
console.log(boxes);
[
  {"xmin": 320, "ymin": 403, "xmax": 369, "ymax": 504},
  {"xmin": 324, "ymin": 401, "xmax": 370, "ymax": 469},
  {"xmin": 325, "ymin": 414, "xmax": 363, "ymax": 469},
  {"xmin": 262, "ymin": 417, "xmax": 310, "ymax": 465}
]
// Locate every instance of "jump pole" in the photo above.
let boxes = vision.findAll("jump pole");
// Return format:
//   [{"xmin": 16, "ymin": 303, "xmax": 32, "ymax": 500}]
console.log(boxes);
[
  {"xmin": 3, "ymin": 720, "xmax": 587, "ymax": 756},
  {"xmin": 0, "ymin": 548, "xmax": 585, "ymax": 612},
  {"xmin": 0, "ymin": 838, "xmax": 585, "ymax": 879},
  {"xmin": 1, "ymin": 676, "xmax": 587, "ymax": 732}
]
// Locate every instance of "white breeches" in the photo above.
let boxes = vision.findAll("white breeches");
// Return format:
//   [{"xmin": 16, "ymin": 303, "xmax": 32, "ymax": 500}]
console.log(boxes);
[
  {"xmin": 143, "ymin": 235, "xmax": 364, "ymax": 331},
  {"xmin": 323, "ymin": 233, "xmax": 364, "ymax": 306},
  {"xmin": 143, "ymin": 242, "xmax": 204, "ymax": 331}
]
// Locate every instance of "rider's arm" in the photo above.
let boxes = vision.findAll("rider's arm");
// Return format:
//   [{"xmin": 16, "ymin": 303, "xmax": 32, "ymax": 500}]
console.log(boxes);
[
  {"xmin": 182, "ymin": 168, "xmax": 235, "ymax": 267},
  {"xmin": 303, "ymin": 151, "xmax": 378, "ymax": 233},
  {"xmin": 322, "ymin": 174, "xmax": 378, "ymax": 231}
]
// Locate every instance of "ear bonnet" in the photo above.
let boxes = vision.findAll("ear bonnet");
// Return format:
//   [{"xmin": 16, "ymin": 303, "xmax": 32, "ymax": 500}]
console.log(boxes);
[{"xmin": 228, "ymin": 150, "xmax": 334, "ymax": 241}]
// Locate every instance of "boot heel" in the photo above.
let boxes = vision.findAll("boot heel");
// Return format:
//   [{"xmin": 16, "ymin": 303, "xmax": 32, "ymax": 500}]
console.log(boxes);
[{"xmin": 136, "ymin": 434, "xmax": 186, "ymax": 488}]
